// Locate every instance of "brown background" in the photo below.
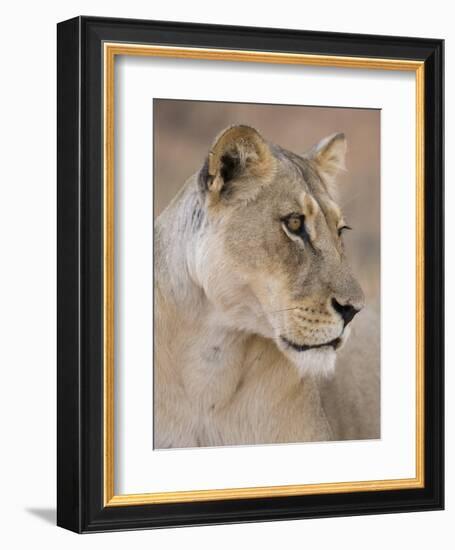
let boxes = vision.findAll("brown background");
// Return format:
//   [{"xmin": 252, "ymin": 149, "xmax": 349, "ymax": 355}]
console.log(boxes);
[{"xmin": 154, "ymin": 99, "xmax": 380, "ymax": 311}]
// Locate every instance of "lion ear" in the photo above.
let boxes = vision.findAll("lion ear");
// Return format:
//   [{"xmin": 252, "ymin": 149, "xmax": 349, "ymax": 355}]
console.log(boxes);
[
  {"xmin": 198, "ymin": 125, "xmax": 276, "ymax": 204},
  {"xmin": 307, "ymin": 133, "xmax": 347, "ymax": 192}
]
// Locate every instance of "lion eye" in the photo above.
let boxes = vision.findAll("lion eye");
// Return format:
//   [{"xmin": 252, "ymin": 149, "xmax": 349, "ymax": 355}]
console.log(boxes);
[
  {"xmin": 287, "ymin": 215, "xmax": 303, "ymax": 233},
  {"xmin": 338, "ymin": 225, "xmax": 352, "ymax": 237},
  {"xmin": 282, "ymin": 214, "xmax": 309, "ymax": 243}
]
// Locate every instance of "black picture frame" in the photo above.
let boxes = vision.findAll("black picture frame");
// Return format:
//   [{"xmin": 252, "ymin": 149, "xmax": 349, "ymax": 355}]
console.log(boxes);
[{"xmin": 57, "ymin": 16, "xmax": 444, "ymax": 533}]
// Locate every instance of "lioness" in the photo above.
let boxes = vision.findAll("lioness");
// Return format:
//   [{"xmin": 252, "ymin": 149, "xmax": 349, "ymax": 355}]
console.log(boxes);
[{"xmin": 155, "ymin": 125, "xmax": 372, "ymax": 449}]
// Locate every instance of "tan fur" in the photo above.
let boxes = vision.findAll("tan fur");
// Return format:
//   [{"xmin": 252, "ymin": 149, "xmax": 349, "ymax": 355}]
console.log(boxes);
[{"xmin": 154, "ymin": 126, "xmax": 369, "ymax": 448}]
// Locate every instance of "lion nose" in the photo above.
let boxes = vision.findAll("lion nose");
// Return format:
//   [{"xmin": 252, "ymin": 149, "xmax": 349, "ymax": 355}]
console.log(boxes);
[{"xmin": 331, "ymin": 298, "xmax": 360, "ymax": 326}]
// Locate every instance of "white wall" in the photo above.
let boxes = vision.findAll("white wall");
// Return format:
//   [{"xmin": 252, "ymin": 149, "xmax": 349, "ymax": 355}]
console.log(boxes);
[{"xmin": 0, "ymin": 1, "xmax": 451, "ymax": 547}]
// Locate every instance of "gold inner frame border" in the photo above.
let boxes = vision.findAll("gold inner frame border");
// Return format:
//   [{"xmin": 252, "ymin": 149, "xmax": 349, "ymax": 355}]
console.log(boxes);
[{"xmin": 103, "ymin": 42, "xmax": 425, "ymax": 506}]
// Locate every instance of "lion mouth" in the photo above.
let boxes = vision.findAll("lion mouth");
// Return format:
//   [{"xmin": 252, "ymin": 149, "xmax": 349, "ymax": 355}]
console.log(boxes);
[{"xmin": 280, "ymin": 335, "xmax": 341, "ymax": 352}]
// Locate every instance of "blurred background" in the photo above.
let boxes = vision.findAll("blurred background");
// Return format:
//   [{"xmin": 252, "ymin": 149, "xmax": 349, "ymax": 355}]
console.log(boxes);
[{"xmin": 154, "ymin": 99, "xmax": 380, "ymax": 314}]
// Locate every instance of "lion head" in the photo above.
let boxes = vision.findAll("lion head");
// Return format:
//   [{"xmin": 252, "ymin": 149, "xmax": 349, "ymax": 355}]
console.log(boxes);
[{"xmin": 190, "ymin": 125, "xmax": 365, "ymax": 377}]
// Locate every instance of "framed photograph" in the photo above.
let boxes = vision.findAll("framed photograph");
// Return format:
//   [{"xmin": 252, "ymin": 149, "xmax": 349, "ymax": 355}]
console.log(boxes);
[{"xmin": 57, "ymin": 16, "xmax": 444, "ymax": 533}]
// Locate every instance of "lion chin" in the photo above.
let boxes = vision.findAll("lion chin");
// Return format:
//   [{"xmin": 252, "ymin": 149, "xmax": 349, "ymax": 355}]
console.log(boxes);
[
  {"xmin": 277, "ymin": 326, "xmax": 351, "ymax": 379},
  {"xmin": 285, "ymin": 347, "xmax": 337, "ymax": 379}
]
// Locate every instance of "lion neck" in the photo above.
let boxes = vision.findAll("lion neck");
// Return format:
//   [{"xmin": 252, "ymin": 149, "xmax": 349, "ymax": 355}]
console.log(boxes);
[
  {"xmin": 155, "ymin": 178, "xmax": 207, "ymax": 316},
  {"xmin": 155, "ymin": 178, "xmax": 258, "ymax": 370}
]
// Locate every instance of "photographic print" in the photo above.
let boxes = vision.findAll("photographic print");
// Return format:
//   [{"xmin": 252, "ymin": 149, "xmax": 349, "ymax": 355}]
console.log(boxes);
[{"xmin": 154, "ymin": 99, "xmax": 380, "ymax": 449}]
